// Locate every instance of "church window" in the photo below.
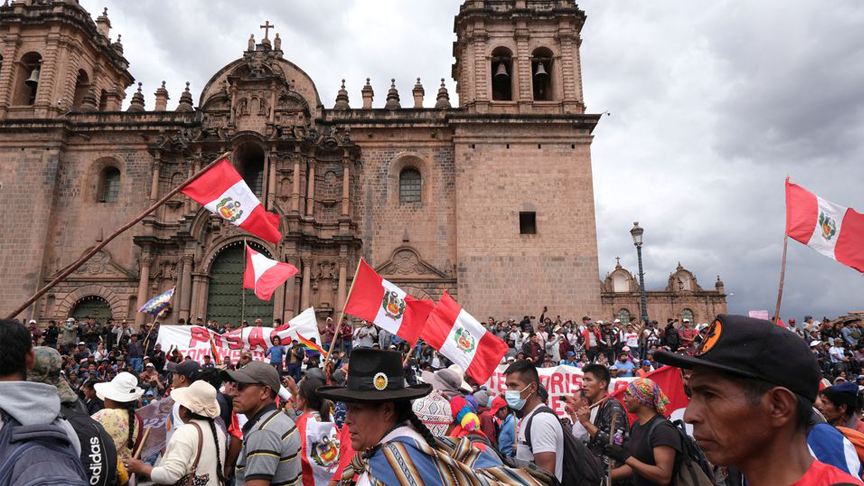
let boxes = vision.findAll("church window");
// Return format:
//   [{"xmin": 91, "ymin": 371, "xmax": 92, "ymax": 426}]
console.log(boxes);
[
  {"xmin": 681, "ymin": 308, "xmax": 695, "ymax": 323},
  {"xmin": 519, "ymin": 211, "xmax": 537, "ymax": 234},
  {"xmin": 13, "ymin": 52, "xmax": 42, "ymax": 106},
  {"xmin": 399, "ymin": 168, "xmax": 421, "ymax": 203},
  {"xmin": 99, "ymin": 167, "xmax": 120, "ymax": 203},
  {"xmin": 236, "ymin": 143, "xmax": 266, "ymax": 198},
  {"xmin": 491, "ymin": 47, "xmax": 513, "ymax": 101},
  {"xmin": 72, "ymin": 69, "xmax": 89, "ymax": 109},
  {"xmin": 532, "ymin": 47, "xmax": 553, "ymax": 101},
  {"xmin": 618, "ymin": 308, "xmax": 631, "ymax": 324}
]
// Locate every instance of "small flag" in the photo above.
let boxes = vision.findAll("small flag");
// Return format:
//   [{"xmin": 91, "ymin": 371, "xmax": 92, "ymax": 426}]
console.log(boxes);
[
  {"xmin": 181, "ymin": 157, "xmax": 282, "ymax": 243},
  {"xmin": 786, "ymin": 180, "xmax": 864, "ymax": 273},
  {"xmin": 138, "ymin": 288, "xmax": 174, "ymax": 315},
  {"xmin": 420, "ymin": 291, "xmax": 509, "ymax": 384},
  {"xmin": 242, "ymin": 244, "xmax": 299, "ymax": 301},
  {"xmin": 344, "ymin": 259, "xmax": 435, "ymax": 346},
  {"xmin": 297, "ymin": 333, "xmax": 328, "ymax": 358}
]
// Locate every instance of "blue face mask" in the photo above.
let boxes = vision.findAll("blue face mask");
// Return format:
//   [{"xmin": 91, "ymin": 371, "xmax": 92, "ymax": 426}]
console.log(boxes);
[{"xmin": 505, "ymin": 383, "xmax": 533, "ymax": 410}]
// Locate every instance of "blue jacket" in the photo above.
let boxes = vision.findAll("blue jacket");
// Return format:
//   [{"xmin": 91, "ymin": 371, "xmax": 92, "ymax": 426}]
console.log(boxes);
[
  {"xmin": 498, "ymin": 413, "xmax": 517, "ymax": 458},
  {"xmin": 265, "ymin": 345, "xmax": 286, "ymax": 364}
]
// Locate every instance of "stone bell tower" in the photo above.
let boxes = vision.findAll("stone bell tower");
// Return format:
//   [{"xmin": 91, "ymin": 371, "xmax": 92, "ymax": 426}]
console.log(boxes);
[
  {"xmin": 452, "ymin": 0, "xmax": 587, "ymax": 114},
  {"xmin": 0, "ymin": 2, "xmax": 133, "ymax": 119},
  {"xmin": 450, "ymin": 0, "xmax": 603, "ymax": 318}
]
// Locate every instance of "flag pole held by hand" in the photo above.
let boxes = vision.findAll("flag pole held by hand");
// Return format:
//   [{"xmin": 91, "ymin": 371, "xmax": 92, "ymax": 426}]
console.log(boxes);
[{"xmin": 323, "ymin": 258, "xmax": 362, "ymax": 369}]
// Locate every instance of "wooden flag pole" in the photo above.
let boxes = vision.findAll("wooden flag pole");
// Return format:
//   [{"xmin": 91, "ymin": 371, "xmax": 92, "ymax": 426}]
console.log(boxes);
[
  {"xmin": 242, "ymin": 239, "xmax": 248, "ymax": 326},
  {"xmin": 323, "ymin": 258, "xmax": 363, "ymax": 370},
  {"xmin": 6, "ymin": 152, "xmax": 232, "ymax": 320},
  {"xmin": 773, "ymin": 176, "xmax": 791, "ymax": 326}
]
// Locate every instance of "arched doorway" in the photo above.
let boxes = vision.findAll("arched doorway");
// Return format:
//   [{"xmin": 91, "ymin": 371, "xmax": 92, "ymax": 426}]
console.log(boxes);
[
  {"xmin": 206, "ymin": 242, "xmax": 275, "ymax": 326},
  {"xmin": 70, "ymin": 296, "xmax": 112, "ymax": 321}
]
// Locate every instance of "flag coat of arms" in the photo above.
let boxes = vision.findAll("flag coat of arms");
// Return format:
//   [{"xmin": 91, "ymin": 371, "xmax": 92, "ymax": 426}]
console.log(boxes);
[
  {"xmin": 242, "ymin": 244, "xmax": 299, "ymax": 301},
  {"xmin": 181, "ymin": 157, "xmax": 282, "ymax": 243},
  {"xmin": 343, "ymin": 259, "xmax": 435, "ymax": 345},
  {"xmin": 421, "ymin": 291, "xmax": 509, "ymax": 384},
  {"xmin": 786, "ymin": 180, "xmax": 864, "ymax": 272},
  {"xmin": 297, "ymin": 414, "xmax": 340, "ymax": 486}
]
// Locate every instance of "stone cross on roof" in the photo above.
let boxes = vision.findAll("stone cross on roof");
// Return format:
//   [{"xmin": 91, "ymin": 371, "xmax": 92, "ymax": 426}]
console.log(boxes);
[{"xmin": 260, "ymin": 21, "xmax": 275, "ymax": 40}]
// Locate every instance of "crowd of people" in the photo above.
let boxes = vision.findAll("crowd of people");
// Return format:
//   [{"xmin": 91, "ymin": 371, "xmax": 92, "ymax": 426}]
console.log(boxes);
[{"xmin": 2, "ymin": 309, "xmax": 862, "ymax": 486}]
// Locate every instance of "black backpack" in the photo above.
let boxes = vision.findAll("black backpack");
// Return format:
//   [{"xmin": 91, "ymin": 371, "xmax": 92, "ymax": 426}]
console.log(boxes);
[
  {"xmin": 646, "ymin": 418, "xmax": 714, "ymax": 486},
  {"xmin": 0, "ymin": 409, "xmax": 89, "ymax": 486},
  {"xmin": 60, "ymin": 401, "xmax": 118, "ymax": 486},
  {"xmin": 525, "ymin": 406, "xmax": 603, "ymax": 486}
]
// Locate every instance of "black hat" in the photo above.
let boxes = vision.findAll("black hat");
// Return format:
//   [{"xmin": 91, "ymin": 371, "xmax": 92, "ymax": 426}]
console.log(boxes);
[
  {"xmin": 655, "ymin": 314, "xmax": 821, "ymax": 402},
  {"xmin": 315, "ymin": 349, "xmax": 431, "ymax": 403},
  {"xmin": 167, "ymin": 359, "xmax": 203, "ymax": 381}
]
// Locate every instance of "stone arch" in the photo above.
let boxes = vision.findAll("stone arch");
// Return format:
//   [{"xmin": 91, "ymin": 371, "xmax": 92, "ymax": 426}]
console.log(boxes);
[
  {"xmin": 13, "ymin": 51, "xmax": 42, "ymax": 106},
  {"xmin": 55, "ymin": 285, "xmax": 125, "ymax": 319},
  {"xmin": 531, "ymin": 46, "xmax": 555, "ymax": 101},
  {"xmin": 199, "ymin": 235, "xmax": 276, "ymax": 275},
  {"xmin": 667, "ymin": 263, "xmax": 699, "ymax": 292},
  {"xmin": 388, "ymin": 152, "xmax": 430, "ymax": 204},
  {"xmin": 87, "ymin": 156, "xmax": 126, "ymax": 202},
  {"xmin": 490, "ymin": 46, "xmax": 514, "ymax": 101},
  {"xmin": 72, "ymin": 68, "xmax": 90, "ymax": 109}
]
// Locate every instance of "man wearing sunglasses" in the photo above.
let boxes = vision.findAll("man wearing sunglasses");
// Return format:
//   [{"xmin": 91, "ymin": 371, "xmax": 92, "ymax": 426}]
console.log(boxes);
[{"xmin": 222, "ymin": 361, "xmax": 301, "ymax": 486}]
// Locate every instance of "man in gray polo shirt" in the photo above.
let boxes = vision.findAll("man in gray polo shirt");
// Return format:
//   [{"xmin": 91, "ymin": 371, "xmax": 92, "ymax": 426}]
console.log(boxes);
[{"xmin": 222, "ymin": 361, "xmax": 301, "ymax": 486}]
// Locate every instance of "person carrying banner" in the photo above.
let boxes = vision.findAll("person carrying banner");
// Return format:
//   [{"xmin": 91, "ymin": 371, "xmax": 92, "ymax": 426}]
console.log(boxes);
[{"xmin": 656, "ymin": 314, "xmax": 864, "ymax": 486}]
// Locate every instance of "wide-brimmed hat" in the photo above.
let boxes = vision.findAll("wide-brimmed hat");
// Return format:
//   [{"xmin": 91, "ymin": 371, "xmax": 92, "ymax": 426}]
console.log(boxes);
[
  {"xmin": 27, "ymin": 346, "xmax": 77, "ymax": 403},
  {"xmin": 421, "ymin": 369, "xmax": 471, "ymax": 398},
  {"xmin": 94, "ymin": 372, "xmax": 144, "ymax": 403},
  {"xmin": 316, "ymin": 349, "xmax": 431, "ymax": 403},
  {"xmin": 171, "ymin": 380, "xmax": 220, "ymax": 419}
]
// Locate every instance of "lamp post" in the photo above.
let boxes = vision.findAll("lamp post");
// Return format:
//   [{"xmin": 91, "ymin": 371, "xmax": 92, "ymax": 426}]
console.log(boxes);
[{"xmin": 630, "ymin": 221, "xmax": 649, "ymax": 324}]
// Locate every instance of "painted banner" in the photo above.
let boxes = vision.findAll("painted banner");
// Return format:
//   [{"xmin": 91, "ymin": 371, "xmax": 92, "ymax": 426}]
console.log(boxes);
[
  {"xmin": 749, "ymin": 310, "xmax": 771, "ymax": 321},
  {"xmin": 156, "ymin": 307, "xmax": 321, "ymax": 364},
  {"xmin": 483, "ymin": 364, "xmax": 688, "ymax": 420}
]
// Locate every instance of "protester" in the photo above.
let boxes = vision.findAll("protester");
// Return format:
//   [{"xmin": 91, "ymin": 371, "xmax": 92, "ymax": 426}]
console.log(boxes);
[
  {"xmin": 265, "ymin": 335, "xmax": 287, "ymax": 375},
  {"xmin": 166, "ymin": 359, "xmax": 205, "ymax": 443},
  {"xmin": 817, "ymin": 382, "xmax": 864, "ymax": 433},
  {"xmin": 575, "ymin": 363, "xmax": 630, "ymax": 479},
  {"xmin": 491, "ymin": 396, "xmax": 516, "ymax": 457},
  {"xmin": 223, "ymin": 361, "xmax": 302, "ymax": 485},
  {"xmin": 503, "ymin": 359, "xmax": 563, "ymax": 482},
  {"xmin": 608, "ymin": 378, "xmax": 681, "ymax": 486},
  {"xmin": 656, "ymin": 314, "xmax": 864, "ymax": 486},
  {"xmin": 125, "ymin": 380, "xmax": 227, "ymax": 486},
  {"xmin": 293, "ymin": 376, "xmax": 340, "ymax": 486}
]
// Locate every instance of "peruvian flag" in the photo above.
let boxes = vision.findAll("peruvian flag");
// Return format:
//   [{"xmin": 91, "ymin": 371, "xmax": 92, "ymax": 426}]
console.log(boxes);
[
  {"xmin": 610, "ymin": 365, "xmax": 690, "ymax": 423},
  {"xmin": 421, "ymin": 291, "xmax": 509, "ymax": 384},
  {"xmin": 786, "ymin": 180, "xmax": 864, "ymax": 273},
  {"xmin": 181, "ymin": 157, "xmax": 282, "ymax": 243},
  {"xmin": 242, "ymin": 244, "xmax": 298, "ymax": 301},
  {"xmin": 343, "ymin": 259, "xmax": 434, "ymax": 346},
  {"xmin": 296, "ymin": 415, "xmax": 340, "ymax": 486}
]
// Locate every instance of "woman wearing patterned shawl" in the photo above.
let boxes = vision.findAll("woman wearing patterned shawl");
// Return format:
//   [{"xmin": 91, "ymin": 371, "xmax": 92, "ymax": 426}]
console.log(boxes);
[
  {"xmin": 606, "ymin": 378, "xmax": 682, "ymax": 486},
  {"xmin": 316, "ymin": 349, "xmax": 548, "ymax": 486}
]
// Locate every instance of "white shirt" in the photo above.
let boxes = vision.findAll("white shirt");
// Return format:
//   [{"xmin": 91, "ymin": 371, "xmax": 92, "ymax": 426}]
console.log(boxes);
[
  {"xmin": 356, "ymin": 425, "xmax": 428, "ymax": 486},
  {"xmin": 516, "ymin": 406, "xmax": 564, "ymax": 482},
  {"xmin": 624, "ymin": 332, "xmax": 639, "ymax": 348},
  {"xmin": 150, "ymin": 419, "xmax": 227, "ymax": 486}
]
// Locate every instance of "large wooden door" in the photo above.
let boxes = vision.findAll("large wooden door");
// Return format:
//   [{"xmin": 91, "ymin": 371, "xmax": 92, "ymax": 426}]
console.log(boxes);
[
  {"xmin": 206, "ymin": 243, "xmax": 274, "ymax": 326},
  {"xmin": 71, "ymin": 296, "xmax": 112, "ymax": 321}
]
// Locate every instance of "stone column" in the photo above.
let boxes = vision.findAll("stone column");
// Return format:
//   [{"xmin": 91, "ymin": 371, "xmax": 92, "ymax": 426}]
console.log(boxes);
[
  {"xmin": 341, "ymin": 153, "xmax": 351, "ymax": 218},
  {"xmin": 267, "ymin": 149, "xmax": 277, "ymax": 210},
  {"xmin": 336, "ymin": 253, "xmax": 348, "ymax": 313},
  {"xmin": 191, "ymin": 274, "xmax": 209, "ymax": 321},
  {"xmin": 149, "ymin": 153, "xmax": 161, "ymax": 202},
  {"xmin": 306, "ymin": 158, "xmax": 316, "ymax": 217},
  {"xmin": 179, "ymin": 255, "xmax": 193, "ymax": 322},
  {"xmin": 134, "ymin": 254, "xmax": 153, "ymax": 326},
  {"xmin": 291, "ymin": 150, "xmax": 301, "ymax": 213},
  {"xmin": 300, "ymin": 257, "xmax": 312, "ymax": 309},
  {"xmin": 283, "ymin": 256, "xmax": 300, "ymax": 320}
]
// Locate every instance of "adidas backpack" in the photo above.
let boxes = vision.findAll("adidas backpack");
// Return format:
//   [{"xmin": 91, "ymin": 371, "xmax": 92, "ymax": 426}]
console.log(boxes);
[{"xmin": 0, "ymin": 409, "xmax": 89, "ymax": 486}]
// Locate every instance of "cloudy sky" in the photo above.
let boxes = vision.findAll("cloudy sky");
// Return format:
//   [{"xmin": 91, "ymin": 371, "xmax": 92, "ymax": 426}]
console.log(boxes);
[{"xmin": 79, "ymin": 0, "xmax": 864, "ymax": 320}]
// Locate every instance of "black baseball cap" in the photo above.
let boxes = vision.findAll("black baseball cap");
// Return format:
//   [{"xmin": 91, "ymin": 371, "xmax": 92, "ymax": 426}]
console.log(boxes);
[
  {"xmin": 655, "ymin": 314, "xmax": 821, "ymax": 402},
  {"xmin": 166, "ymin": 360, "xmax": 203, "ymax": 381}
]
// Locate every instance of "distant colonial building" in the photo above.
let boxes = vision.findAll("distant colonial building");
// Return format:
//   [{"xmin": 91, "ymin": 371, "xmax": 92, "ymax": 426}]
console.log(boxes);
[
  {"xmin": 602, "ymin": 260, "xmax": 727, "ymax": 324},
  {"xmin": 0, "ymin": 0, "xmax": 725, "ymax": 327}
]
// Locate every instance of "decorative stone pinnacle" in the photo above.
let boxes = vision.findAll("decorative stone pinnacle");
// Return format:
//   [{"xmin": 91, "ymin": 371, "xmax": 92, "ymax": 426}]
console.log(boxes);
[
  {"xmin": 385, "ymin": 79, "xmax": 401, "ymax": 110},
  {"xmin": 435, "ymin": 78, "xmax": 451, "ymax": 109},
  {"xmin": 334, "ymin": 79, "xmax": 350, "ymax": 110}
]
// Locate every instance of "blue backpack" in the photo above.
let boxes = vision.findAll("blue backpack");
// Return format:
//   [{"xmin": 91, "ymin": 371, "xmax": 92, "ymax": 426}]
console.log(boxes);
[{"xmin": 0, "ymin": 410, "xmax": 89, "ymax": 486}]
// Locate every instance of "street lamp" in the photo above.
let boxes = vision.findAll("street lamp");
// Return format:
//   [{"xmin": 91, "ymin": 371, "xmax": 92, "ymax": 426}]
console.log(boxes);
[{"xmin": 630, "ymin": 222, "xmax": 649, "ymax": 324}]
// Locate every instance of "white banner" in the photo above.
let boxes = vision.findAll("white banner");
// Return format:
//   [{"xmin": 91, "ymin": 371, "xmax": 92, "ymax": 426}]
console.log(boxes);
[
  {"xmin": 156, "ymin": 307, "xmax": 321, "ymax": 364},
  {"xmin": 482, "ymin": 365, "xmax": 636, "ymax": 418}
]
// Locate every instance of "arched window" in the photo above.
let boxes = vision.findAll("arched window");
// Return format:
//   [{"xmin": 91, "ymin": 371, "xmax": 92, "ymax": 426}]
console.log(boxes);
[
  {"xmin": 13, "ymin": 52, "xmax": 42, "ymax": 106},
  {"xmin": 72, "ymin": 69, "xmax": 89, "ymax": 109},
  {"xmin": 399, "ymin": 168, "xmax": 421, "ymax": 203},
  {"xmin": 618, "ymin": 308, "xmax": 631, "ymax": 324},
  {"xmin": 98, "ymin": 89, "xmax": 108, "ymax": 111},
  {"xmin": 681, "ymin": 309, "xmax": 694, "ymax": 323},
  {"xmin": 99, "ymin": 167, "xmax": 120, "ymax": 203},
  {"xmin": 491, "ymin": 47, "xmax": 513, "ymax": 101},
  {"xmin": 235, "ymin": 143, "xmax": 266, "ymax": 198},
  {"xmin": 532, "ymin": 47, "xmax": 554, "ymax": 101}
]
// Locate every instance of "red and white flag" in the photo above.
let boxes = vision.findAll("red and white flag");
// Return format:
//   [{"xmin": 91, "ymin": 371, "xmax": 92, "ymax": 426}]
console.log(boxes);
[
  {"xmin": 242, "ymin": 244, "xmax": 298, "ymax": 301},
  {"xmin": 786, "ymin": 180, "xmax": 864, "ymax": 273},
  {"xmin": 297, "ymin": 415, "xmax": 340, "ymax": 486},
  {"xmin": 181, "ymin": 157, "xmax": 282, "ymax": 243},
  {"xmin": 343, "ymin": 259, "xmax": 434, "ymax": 345},
  {"xmin": 421, "ymin": 291, "xmax": 509, "ymax": 384}
]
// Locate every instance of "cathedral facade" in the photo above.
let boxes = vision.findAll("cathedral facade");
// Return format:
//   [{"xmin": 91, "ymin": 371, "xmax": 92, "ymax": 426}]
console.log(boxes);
[{"xmin": 0, "ymin": 0, "xmax": 724, "ymax": 327}]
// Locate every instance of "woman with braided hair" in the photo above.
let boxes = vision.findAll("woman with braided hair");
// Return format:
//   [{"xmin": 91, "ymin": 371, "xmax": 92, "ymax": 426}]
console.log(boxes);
[
  {"xmin": 92, "ymin": 372, "xmax": 144, "ymax": 460},
  {"xmin": 125, "ymin": 380, "xmax": 227, "ymax": 486},
  {"xmin": 315, "ymin": 349, "xmax": 510, "ymax": 486}
]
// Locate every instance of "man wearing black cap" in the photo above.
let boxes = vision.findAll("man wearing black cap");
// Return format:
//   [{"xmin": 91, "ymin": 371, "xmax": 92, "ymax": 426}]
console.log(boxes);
[
  {"xmin": 166, "ymin": 359, "xmax": 203, "ymax": 442},
  {"xmin": 656, "ymin": 314, "xmax": 863, "ymax": 486},
  {"xmin": 223, "ymin": 361, "xmax": 301, "ymax": 486}
]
